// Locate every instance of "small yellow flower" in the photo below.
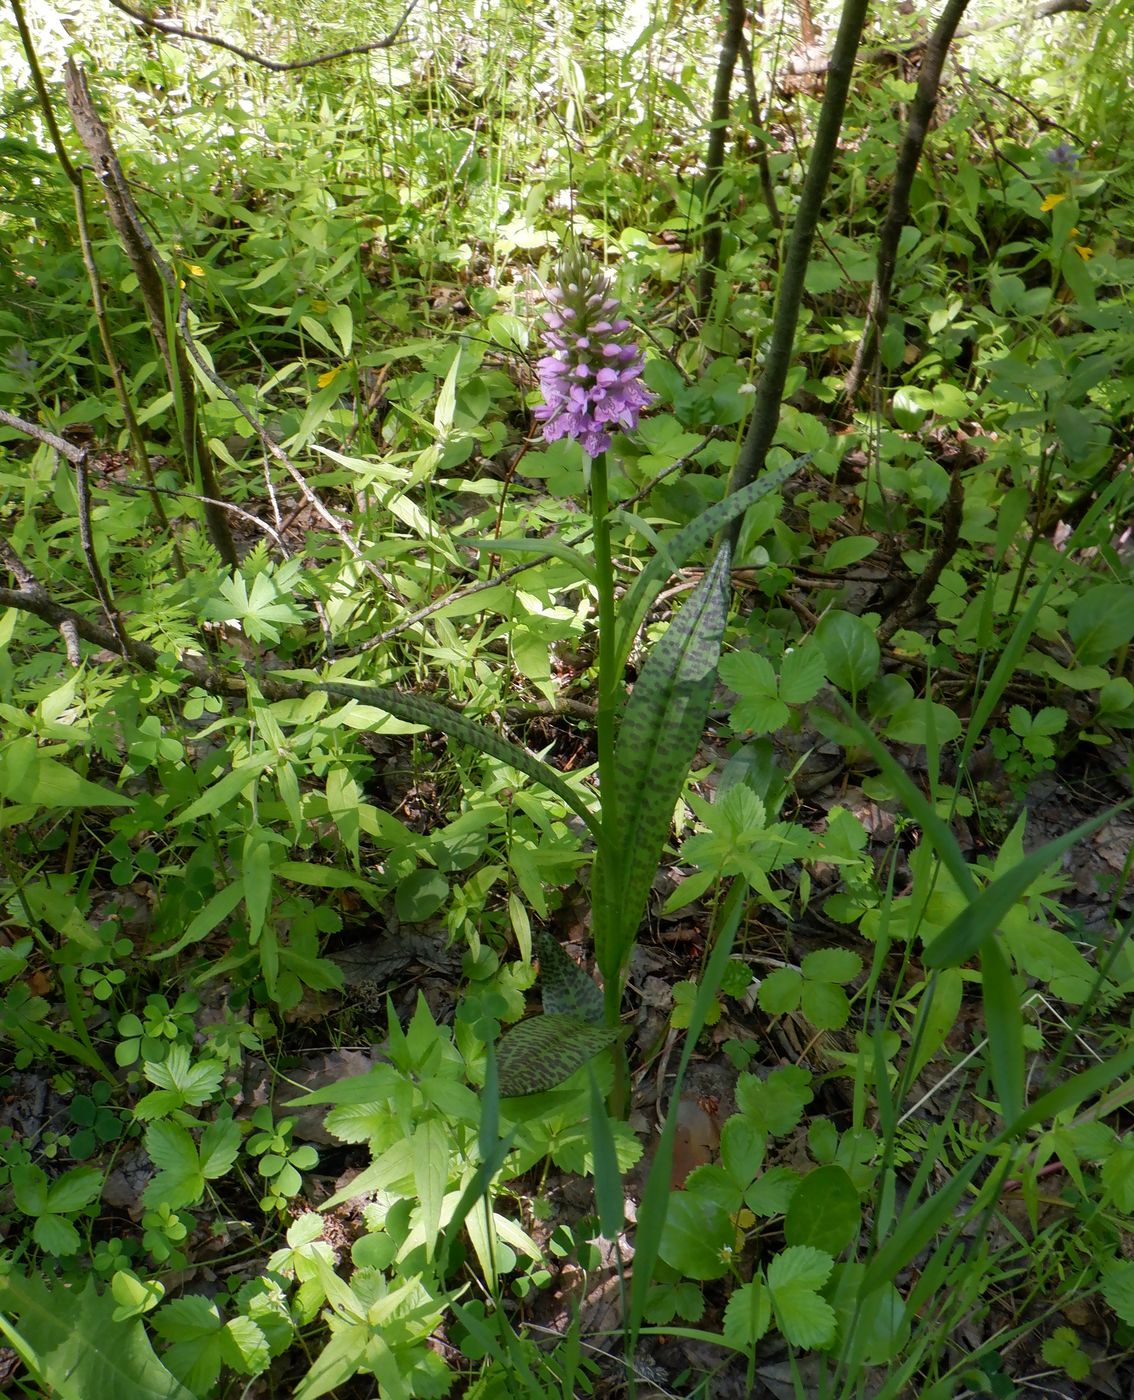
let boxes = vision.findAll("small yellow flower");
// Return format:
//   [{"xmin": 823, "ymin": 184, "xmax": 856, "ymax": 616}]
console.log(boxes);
[
  {"xmin": 184, "ymin": 263, "xmax": 206, "ymax": 277},
  {"xmin": 1073, "ymin": 243, "xmax": 1094, "ymax": 261},
  {"xmin": 1040, "ymin": 192, "xmax": 1067, "ymax": 212},
  {"xmin": 317, "ymin": 366, "xmax": 343, "ymax": 389}
]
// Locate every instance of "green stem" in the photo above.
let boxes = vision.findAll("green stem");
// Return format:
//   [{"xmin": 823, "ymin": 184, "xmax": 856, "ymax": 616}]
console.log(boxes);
[
  {"xmin": 590, "ymin": 453, "xmax": 620, "ymax": 849},
  {"xmin": 590, "ymin": 454, "xmax": 620, "ymax": 1009},
  {"xmin": 590, "ymin": 454, "xmax": 628, "ymax": 1112}
]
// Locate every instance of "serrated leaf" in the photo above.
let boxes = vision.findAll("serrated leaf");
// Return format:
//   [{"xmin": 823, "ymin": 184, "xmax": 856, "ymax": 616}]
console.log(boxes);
[
  {"xmin": 595, "ymin": 544, "xmax": 732, "ymax": 983},
  {"xmin": 199, "ymin": 1119, "xmax": 241, "ymax": 1180},
  {"xmin": 719, "ymin": 651, "xmax": 777, "ymax": 698},
  {"xmin": 800, "ymin": 980, "xmax": 851, "ymax": 1029},
  {"xmin": 779, "ymin": 645, "xmax": 827, "ymax": 704},
  {"xmin": 766, "ymin": 1245, "xmax": 837, "ymax": 1348},
  {"xmin": 801, "ymin": 947, "xmax": 862, "ymax": 983},
  {"xmin": 757, "ymin": 967, "xmax": 802, "ymax": 1015},
  {"xmin": 723, "ymin": 1280, "xmax": 772, "ymax": 1349},
  {"xmin": 496, "ymin": 1014, "xmax": 621, "ymax": 1096},
  {"xmin": 535, "ymin": 930, "xmax": 603, "ymax": 1025}
]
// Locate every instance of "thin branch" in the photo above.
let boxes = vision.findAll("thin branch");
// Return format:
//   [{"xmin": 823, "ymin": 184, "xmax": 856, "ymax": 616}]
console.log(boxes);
[
  {"xmin": 63, "ymin": 61, "xmax": 238, "ymax": 566},
  {"xmin": 0, "ymin": 407, "xmax": 84, "ymax": 463},
  {"xmin": 697, "ymin": 0, "xmax": 747, "ymax": 317},
  {"xmin": 104, "ymin": 0, "xmax": 421, "ymax": 73},
  {"xmin": 75, "ymin": 451, "xmax": 131, "ymax": 658},
  {"xmin": 724, "ymin": 0, "xmax": 871, "ymax": 531},
  {"xmin": 844, "ymin": 0, "xmax": 973, "ymax": 400}
]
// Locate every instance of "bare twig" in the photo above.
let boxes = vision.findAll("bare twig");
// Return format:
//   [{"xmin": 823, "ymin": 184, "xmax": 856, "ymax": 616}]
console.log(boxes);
[
  {"xmin": 63, "ymin": 61, "xmax": 237, "ymax": 566},
  {"xmin": 737, "ymin": 32, "xmax": 781, "ymax": 228},
  {"xmin": 104, "ymin": 0, "xmax": 420, "ymax": 73},
  {"xmin": 75, "ymin": 452, "xmax": 131, "ymax": 658},
  {"xmin": 0, "ymin": 407, "xmax": 83, "ymax": 463}
]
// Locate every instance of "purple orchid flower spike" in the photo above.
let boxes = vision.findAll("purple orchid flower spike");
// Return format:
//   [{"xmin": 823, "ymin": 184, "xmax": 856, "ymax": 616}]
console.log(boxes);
[{"xmin": 532, "ymin": 245, "xmax": 654, "ymax": 461}]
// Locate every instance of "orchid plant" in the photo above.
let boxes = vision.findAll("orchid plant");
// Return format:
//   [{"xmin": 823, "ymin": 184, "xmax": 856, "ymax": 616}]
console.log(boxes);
[{"xmin": 316, "ymin": 240, "xmax": 805, "ymax": 1106}]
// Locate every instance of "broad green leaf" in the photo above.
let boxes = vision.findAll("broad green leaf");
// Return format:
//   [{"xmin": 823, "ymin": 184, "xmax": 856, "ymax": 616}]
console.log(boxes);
[
  {"xmin": 658, "ymin": 1189, "xmax": 733, "ymax": 1280},
  {"xmin": 496, "ymin": 1014, "xmax": 622, "ymax": 1096},
  {"xmin": 143, "ymin": 1121, "xmax": 204, "ymax": 1210},
  {"xmin": 45, "ymin": 1166, "xmax": 102, "ymax": 1214},
  {"xmin": 1068, "ymin": 584, "xmax": 1134, "ymax": 663},
  {"xmin": 596, "ymin": 543, "xmax": 732, "ymax": 982},
  {"xmin": 801, "ymin": 948, "xmax": 862, "ymax": 982},
  {"xmin": 815, "ymin": 611, "xmax": 879, "ymax": 693},
  {"xmin": 535, "ymin": 929, "xmax": 603, "ymax": 1025},
  {"xmin": 199, "ymin": 1118, "xmax": 242, "ymax": 1180},
  {"xmin": 34, "ymin": 1214, "xmax": 81, "ymax": 1255},
  {"xmin": 316, "ymin": 682, "xmax": 601, "ymax": 846},
  {"xmin": 395, "ymin": 869, "xmax": 449, "ymax": 923},
  {"xmin": 822, "ymin": 536, "xmax": 878, "ymax": 570},
  {"xmin": 0, "ymin": 738, "xmax": 131, "ymax": 809},
  {"xmin": 779, "ymin": 644, "xmax": 827, "ymax": 705},
  {"xmin": 720, "ymin": 1116, "xmax": 766, "ymax": 1190},
  {"xmin": 783, "ymin": 1165, "xmax": 861, "ymax": 1255},
  {"xmin": 0, "ymin": 1274, "xmax": 194, "ymax": 1400},
  {"xmin": 1101, "ymin": 1260, "xmax": 1134, "ymax": 1326}
]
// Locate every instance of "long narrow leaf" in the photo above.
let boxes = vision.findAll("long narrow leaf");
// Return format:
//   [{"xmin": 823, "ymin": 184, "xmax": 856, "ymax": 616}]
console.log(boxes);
[
  {"xmin": 923, "ymin": 801, "xmax": 1129, "ymax": 968},
  {"xmin": 594, "ymin": 544, "xmax": 732, "ymax": 981},
  {"xmin": 465, "ymin": 535, "xmax": 596, "ymax": 582},
  {"xmin": 832, "ymin": 697, "xmax": 977, "ymax": 899},
  {"xmin": 980, "ymin": 937, "xmax": 1024, "ymax": 1123},
  {"xmin": 615, "ymin": 454, "xmax": 808, "ymax": 672},
  {"xmin": 316, "ymin": 681, "xmax": 602, "ymax": 846}
]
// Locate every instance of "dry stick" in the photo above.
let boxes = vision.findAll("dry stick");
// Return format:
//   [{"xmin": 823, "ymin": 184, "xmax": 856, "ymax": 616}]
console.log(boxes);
[
  {"xmin": 737, "ymin": 31, "xmax": 781, "ymax": 230},
  {"xmin": 73, "ymin": 177, "xmax": 187, "ymax": 578},
  {"xmin": 844, "ymin": 0, "xmax": 973, "ymax": 401},
  {"xmin": 7, "ymin": 0, "xmax": 184, "ymax": 578},
  {"xmin": 62, "ymin": 61, "xmax": 237, "ymax": 567},
  {"xmin": 697, "ymin": 0, "xmax": 747, "ymax": 318},
  {"xmin": 74, "ymin": 452, "xmax": 132, "ymax": 659},
  {"xmin": 104, "ymin": 0, "xmax": 420, "ymax": 73},
  {"xmin": 723, "ymin": 0, "xmax": 871, "ymax": 535}
]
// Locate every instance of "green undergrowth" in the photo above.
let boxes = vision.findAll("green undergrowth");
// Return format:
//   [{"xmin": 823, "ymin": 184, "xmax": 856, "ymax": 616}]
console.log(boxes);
[{"xmin": 2, "ymin": 0, "xmax": 1134, "ymax": 1396}]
